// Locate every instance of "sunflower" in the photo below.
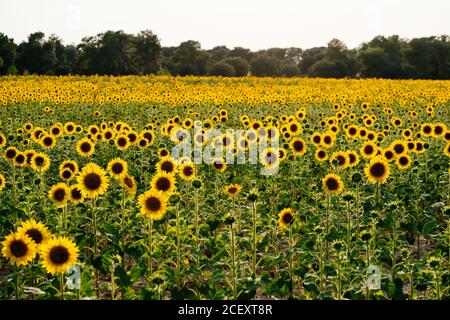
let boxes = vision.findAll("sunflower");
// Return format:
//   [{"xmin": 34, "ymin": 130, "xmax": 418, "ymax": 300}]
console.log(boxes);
[
  {"xmin": 151, "ymin": 171, "xmax": 177, "ymax": 195},
  {"xmin": 31, "ymin": 152, "xmax": 51, "ymax": 172},
  {"xmin": 1, "ymin": 233, "xmax": 37, "ymax": 266},
  {"xmin": 360, "ymin": 141, "xmax": 378, "ymax": 159},
  {"xmin": 211, "ymin": 157, "xmax": 227, "ymax": 173},
  {"xmin": 315, "ymin": 149, "xmax": 328, "ymax": 162},
  {"xmin": 157, "ymin": 156, "xmax": 177, "ymax": 174},
  {"xmin": 224, "ymin": 184, "xmax": 242, "ymax": 198},
  {"xmin": 331, "ymin": 151, "xmax": 349, "ymax": 169},
  {"xmin": 278, "ymin": 208, "xmax": 295, "ymax": 228},
  {"xmin": 64, "ymin": 122, "xmax": 77, "ymax": 135},
  {"xmin": 0, "ymin": 132, "xmax": 6, "ymax": 148},
  {"xmin": 413, "ymin": 141, "xmax": 426, "ymax": 154},
  {"xmin": 320, "ymin": 132, "xmax": 335, "ymax": 148},
  {"xmin": 432, "ymin": 123, "xmax": 447, "ymax": 138},
  {"xmin": 0, "ymin": 173, "xmax": 5, "ymax": 191},
  {"xmin": 49, "ymin": 124, "xmax": 63, "ymax": 137},
  {"xmin": 260, "ymin": 147, "xmax": 280, "ymax": 169},
  {"xmin": 158, "ymin": 148, "xmax": 169, "ymax": 158},
  {"xmin": 290, "ymin": 137, "xmax": 307, "ymax": 157},
  {"xmin": 76, "ymin": 137, "xmax": 95, "ymax": 157},
  {"xmin": 48, "ymin": 183, "xmax": 70, "ymax": 207},
  {"xmin": 443, "ymin": 143, "xmax": 450, "ymax": 158},
  {"xmin": 138, "ymin": 189, "xmax": 168, "ymax": 220},
  {"xmin": 17, "ymin": 219, "xmax": 52, "ymax": 246},
  {"xmin": 77, "ymin": 163, "xmax": 109, "ymax": 198},
  {"xmin": 121, "ymin": 174, "xmax": 137, "ymax": 196},
  {"xmin": 60, "ymin": 168, "xmax": 74, "ymax": 181},
  {"xmin": 420, "ymin": 123, "xmax": 434, "ymax": 137},
  {"xmin": 69, "ymin": 185, "xmax": 85, "ymax": 204},
  {"xmin": 60, "ymin": 160, "xmax": 79, "ymax": 175},
  {"xmin": 390, "ymin": 140, "xmax": 407, "ymax": 156},
  {"xmin": 346, "ymin": 150, "xmax": 360, "ymax": 167},
  {"xmin": 107, "ymin": 158, "xmax": 128, "ymax": 178},
  {"xmin": 396, "ymin": 154, "xmax": 412, "ymax": 169},
  {"xmin": 14, "ymin": 152, "xmax": 26, "ymax": 167},
  {"xmin": 322, "ymin": 173, "xmax": 344, "ymax": 195},
  {"xmin": 40, "ymin": 134, "xmax": 56, "ymax": 149},
  {"xmin": 40, "ymin": 237, "xmax": 78, "ymax": 274},
  {"xmin": 3, "ymin": 146, "xmax": 18, "ymax": 162},
  {"xmin": 310, "ymin": 132, "xmax": 322, "ymax": 146},
  {"xmin": 178, "ymin": 162, "xmax": 196, "ymax": 180},
  {"xmin": 115, "ymin": 134, "xmax": 130, "ymax": 151},
  {"xmin": 382, "ymin": 148, "xmax": 396, "ymax": 162},
  {"xmin": 24, "ymin": 149, "xmax": 36, "ymax": 167},
  {"xmin": 365, "ymin": 156, "xmax": 390, "ymax": 184}
]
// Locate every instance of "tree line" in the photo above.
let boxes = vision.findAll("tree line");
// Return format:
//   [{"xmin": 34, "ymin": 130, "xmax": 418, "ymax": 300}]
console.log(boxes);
[{"xmin": 0, "ymin": 30, "xmax": 449, "ymax": 79}]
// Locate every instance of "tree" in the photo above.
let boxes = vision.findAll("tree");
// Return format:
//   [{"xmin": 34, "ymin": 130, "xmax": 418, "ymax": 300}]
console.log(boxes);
[
  {"xmin": 280, "ymin": 64, "xmax": 300, "ymax": 77},
  {"xmin": 207, "ymin": 61, "xmax": 235, "ymax": 76},
  {"xmin": 0, "ymin": 33, "xmax": 16, "ymax": 75},
  {"xmin": 222, "ymin": 57, "xmax": 250, "ymax": 76},
  {"xmin": 16, "ymin": 32, "xmax": 56, "ymax": 74},
  {"xmin": 250, "ymin": 54, "xmax": 282, "ymax": 77},
  {"xmin": 134, "ymin": 30, "xmax": 162, "ymax": 74},
  {"xmin": 208, "ymin": 46, "xmax": 230, "ymax": 61},
  {"xmin": 171, "ymin": 40, "xmax": 210, "ymax": 76},
  {"xmin": 299, "ymin": 47, "xmax": 326, "ymax": 75},
  {"xmin": 229, "ymin": 47, "xmax": 255, "ymax": 63}
]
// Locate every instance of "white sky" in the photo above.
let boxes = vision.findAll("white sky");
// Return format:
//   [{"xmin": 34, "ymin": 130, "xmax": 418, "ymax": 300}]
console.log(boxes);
[{"xmin": 0, "ymin": 0, "xmax": 449, "ymax": 50}]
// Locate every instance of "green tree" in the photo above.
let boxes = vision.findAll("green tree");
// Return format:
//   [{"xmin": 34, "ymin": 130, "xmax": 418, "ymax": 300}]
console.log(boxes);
[
  {"xmin": 250, "ymin": 54, "xmax": 282, "ymax": 77},
  {"xmin": 171, "ymin": 41, "xmax": 210, "ymax": 76},
  {"xmin": 0, "ymin": 33, "xmax": 16, "ymax": 75},
  {"xmin": 207, "ymin": 61, "xmax": 235, "ymax": 76},
  {"xmin": 222, "ymin": 57, "xmax": 250, "ymax": 76}
]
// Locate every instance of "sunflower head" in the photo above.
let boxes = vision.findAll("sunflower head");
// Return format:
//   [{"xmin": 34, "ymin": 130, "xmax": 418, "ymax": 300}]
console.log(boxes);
[
  {"xmin": 278, "ymin": 208, "xmax": 295, "ymax": 228},
  {"xmin": 31, "ymin": 152, "xmax": 51, "ymax": 172},
  {"xmin": 364, "ymin": 156, "xmax": 390, "ymax": 184},
  {"xmin": 76, "ymin": 137, "xmax": 95, "ymax": 157},
  {"xmin": 322, "ymin": 173, "xmax": 344, "ymax": 195},
  {"xmin": 224, "ymin": 183, "xmax": 242, "ymax": 198},
  {"xmin": 76, "ymin": 163, "xmax": 109, "ymax": 198},
  {"xmin": 48, "ymin": 183, "xmax": 70, "ymax": 207},
  {"xmin": 107, "ymin": 158, "xmax": 128, "ymax": 178},
  {"xmin": 1, "ymin": 233, "xmax": 37, "ymax": 266},
  {"xmin": 40, "ymin": 237, "xmax": 79, "ymax": 274},
  {"xmin": 17, "ymin": 219, "xmax": 52, "ymax": 246},
  {"xmin": 178, "ymin": 163, "xmax": 196, "ymax": 180},
  {"xmin": 157, "ymin": 156, "xmax": 177, "ymax": 174},
  {"xmin": 138, "ymin": 189, "xmax": 168, "ymax": 220},
  {"xmin": 151, "ymin": 171, "xmax": 177, "ymax": 195}
]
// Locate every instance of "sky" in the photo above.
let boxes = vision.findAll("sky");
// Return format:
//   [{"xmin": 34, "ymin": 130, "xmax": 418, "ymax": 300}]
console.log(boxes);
[{"xmin": 0, "ymin": 0, "xmax": 449, "ymax": 50}]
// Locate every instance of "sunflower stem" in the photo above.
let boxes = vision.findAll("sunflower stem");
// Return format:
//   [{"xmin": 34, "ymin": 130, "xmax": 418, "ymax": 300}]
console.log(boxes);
[
  {"xmin": 176, "ymin": 202, "xmax": 181, "ymax": 287},
  {"xmin": 230, "ymin": 222, "xmax": 237, "ymax": 299},
  {"xmin": 251, "ymin": 201, "xmax": 257, "ymax": 280},
  {"xmin": 91, "ymin": 198, "xmax": 100, "ymax": 298},
  {"xmin": 60, "ymin": 273, "xmax": 65, "ymax": 300}
]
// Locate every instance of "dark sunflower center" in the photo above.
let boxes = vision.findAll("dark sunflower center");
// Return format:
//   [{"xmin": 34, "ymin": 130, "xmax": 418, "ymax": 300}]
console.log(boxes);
[
  {"xmin": 290, "ymin": 124, "xmax": 298, "ymax": 132},
  {"xmin": 416, "ymin": 143, "xmax": 423, "ymax": 151},
  {"xmin": 112, "ymin": 163, "xmax": 124, "ymax": 174},
  {"xmin": 183, "ymin": 166, "xmax": 194, "ymax": 176},
  {"xmin": 43, "ymin": 137, "xmax": 53, "ymax": 146},
  {"xmin": 16, "ymin": 154, "xmax": 25, "ymax": 164},
  {"xmin": 105, "ymin": 132, "xmax": 112, "ymax": 139},
  {"xmin": 385, "ymin": 151, "xmax": 394, "ymax": 159},
  {"xmin": 34, "ymin": 156, "xmax": 44, "ymax": 166},
  {"xmin": 364, "ymin": 145, "xmax": 374, "ymax": 154},
  {"xmin": 26, "ymin": 228, "xmax": 43, "ymax": 244},
  {"xmin": 128, "ymin": 134, "xmax": 137, "ymax": 142},
  {"xmin": 282, "ymin": 213, "xmax": 293, "ymax": 224},
  {"xmin": 337, "ymin": 155, "xmax": 346, "ymax": 165},
  {"xmin": 393, "ymin": 144, "xmax": 404, "ymax": 154},
  {"xmin": 348, "ymin": 153, "xmax": 356, "ymax": 163},
  {"xmin": 325, "ymin": 178, "xmax": 339, "ymax": 191},
  {"xmin": 62, "ymin": 170, "xmax": 72, "ymax": 179},
  {"xmin": 228, "ymin": 187, "xmax": 237, "ymax": 194},
  {"xmin": 399, "ymin": 157, "xmax": 408, "ymax": 165},
  {"xmin": 313, "ymin": 136, "xmax": 321, "ymax": 143},
  {"xmin": 370, "ymin": 162, "xmax": 386, "ymax": 178},
  {"xmin": 71, "ymin": 188, "xmax": 82, "ymax": 200},
  {"xmin": 265, "ymin": 152, "xmax": 276, "ymax": 164},
  {"xmin": 156, "ymin": 177, "xmax": 171, "ymax": 191},
  {"xmin": 49, "ymin": 246, "xmax": 70, "ymax": 265},
  {"xmin": 293, "ymin": 141, "xmax": 304, "ymax": 152},
  {"xmin": 434, "ymin": 126, "xmax": 443, "ymax": 135},
  {"xmin": 6, "ymin": 149, "xmax": 17, "ymax": 159},
  {"xmin": 118, "ymin": 138, "xmax": 127, "ymax": 147},
  {"xmin": 161, "ymin": 161, "xmax": 174, "ymax": 173},
  {"xmin": 67, "ymin": 125, "xmax": 74, "ymax": 132},
  {"xmin": 318, "ymin": 151, "xmax": 326, "ymax": 158},
  {"xmin": 80, "ymin": 142, "xmax": 91, "ymax": 153},
  {"xmin": 145, "ymin": 196, "xmax": 162, "ymax": 211},
  {"xmin": 160, "ymin": 150, "xmax": 168, "ymax": 157},
  {"xmin": 83, "ymin": 173, "xmax": 101, "ymax": 190},
  {"xmin": 324, "ymin": 136, "xmax": 332, "ymax": 144},
  {"xmin": 10, "ymin": 240, "xmax": 28, "ymax": 257},
  {"xmin": 424, "ymin": 126, "xmax": 431, "ymax": 134},
  {"xmin": 52, "ymin": 128, "xmax": 60, "ymax": 135},
  {"xmin": 213, "ymin": 162, "xmax": 223, "ymax": 170},
  {"xmin": 64, "ymin": 163, "xmax": 76, "ymax": 172},
  {"xmin": 53, "ymin": 188, "xmax": 66, "ymax": 202},
  {"xmin": 124, "ymin": 177, "xmax": 133, "ymax": 188}
]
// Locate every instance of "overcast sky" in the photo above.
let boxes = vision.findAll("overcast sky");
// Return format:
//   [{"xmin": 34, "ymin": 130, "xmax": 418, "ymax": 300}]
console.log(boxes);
[{"xmin": 0, "ymin": 0, "xmax": 449, "ymax": 50}]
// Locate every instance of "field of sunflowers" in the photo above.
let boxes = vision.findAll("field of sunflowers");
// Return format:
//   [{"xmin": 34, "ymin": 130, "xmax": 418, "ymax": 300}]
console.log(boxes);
[{"xmin": 0, "ymin": 75, "xmax": 449, "ymax": 300}]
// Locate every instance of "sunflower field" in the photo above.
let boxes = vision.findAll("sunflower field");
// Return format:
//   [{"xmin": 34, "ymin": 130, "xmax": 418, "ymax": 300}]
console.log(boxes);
[{"xmin": 0, "ymin": 75, "xmax": 449, "ymax": 300}]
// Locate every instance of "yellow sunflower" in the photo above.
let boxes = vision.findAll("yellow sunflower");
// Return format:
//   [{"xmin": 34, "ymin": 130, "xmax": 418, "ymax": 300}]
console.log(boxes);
[
  {"xmin": 31, "ymin": 152, "xmax": 51, "ymax": 172},
  {"xmin": 48, "ymin": 183, "xmax": 70, "ymax": 207},
  {"xmin": 40, "ymin": 237, "xmax": 79, "ymax": 274},
  {"xmin": 315, "ymin": 149, "xmax": 328, "ymax": 162},
  {"xmin": 260, "ymin": 147, "xmax": 280, "ymax": 169},
  {"xmin": 322, "ymin": 173, "xmax": 344, "ymax": 195},
  {"xmin": 69, "ymin": 185, "xmax": 85, "ymax": 204},
  {"xmin": 1, "ymin": 233, "xmax": 37, "ymax": 266},
  {"xmin": 151, "ymin": 171, "xmax": 177, "ymax": 195},
  {"xmin": 178, "ymin": 162, "xmax": 196, "ymax": 180},
  {"xmin": 364, "ymin": 156, "xmax": 390, "ymax": 184},
  {"xmin": 17, "ymin": 219, "xmax": 52, "ymax": 246},
  {"xmin": 120, "ymin": 174, "xmax": 137, "ymax": 196},
  {"xmin": 290, "ymin": 137, "xmax": 307, "ymax": 157},
  {"xmin": 59, "ymin": 160, "xmax": 79, "ymax": 175},
  {"xmin": 396, "ymin": 154, "xmax": 412, "ymax": 169},
  {"xmin": 107, "ymin": 158, "xmax": 128, "ymax": 178},
  {"xmin": 76, "ymin": 163, "xmax": 109, "ymax": 198},
  {"xmin": 0, "ymin": 173, "xmax": 5, "ymax": 191},
  {"xmin": 224, "ymin": 184, "xmax": 242, "ymax": 198},
  {"xmin": 157, "ymin": 156, "xmax": 177, "ymax": 174},
  {"xmin": 211, "ymin": 157, "xmax": 227, "ymax": 173},
  {"xmin": 76, "ymin": 137, "xmax": 95, "ymax": 157},
  {"xmin": 138, "ymin": 189, "xmax": 168, "ymax": 220},
  {"xmin": 278, "ymin": 208, "xmax": 295, "ymax": 228}
]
